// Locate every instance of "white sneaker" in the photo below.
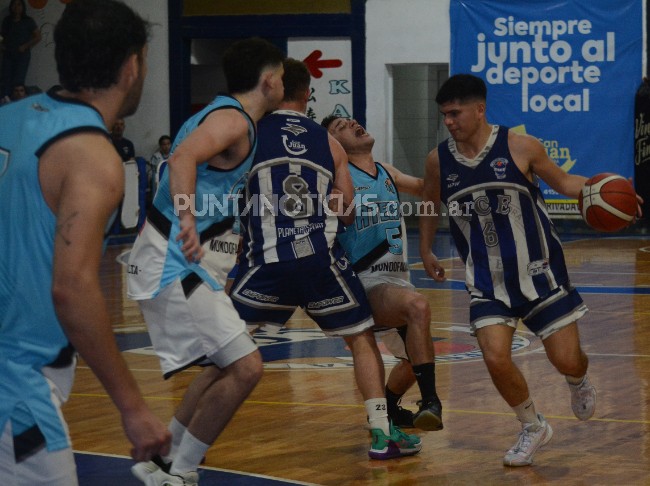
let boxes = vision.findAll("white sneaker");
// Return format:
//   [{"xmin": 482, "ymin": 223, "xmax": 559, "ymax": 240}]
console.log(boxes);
[
  {"xmin": 568, "ymin": 375, "xmax": 596, "ymax": 420},
  {"xmin": 503, "ymin": 414, "xmax": 553, "ymax": 467},
  {"xmin": 131, "ymin": 460, "xmax": 160, "ymax": 482},
  {"xmin": 144, "ymin": 468, "xmax": 199, "ymax": 486}
]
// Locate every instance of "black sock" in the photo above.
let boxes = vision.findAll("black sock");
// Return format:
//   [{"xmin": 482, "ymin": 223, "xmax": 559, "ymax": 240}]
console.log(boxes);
[
  {"xmin": 412, "ymin": 362, "xmax": 438, "ymax": 404},
  {"xmin": 385, "ymin": 386, "xmax": 403, "ymax": 413}
]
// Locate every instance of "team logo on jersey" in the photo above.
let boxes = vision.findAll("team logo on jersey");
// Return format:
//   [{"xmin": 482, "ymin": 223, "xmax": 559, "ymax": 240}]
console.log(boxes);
[
  {"xmin": 281, "ymin": 122, "xmax": 307, "ymax": 136},
  {"xmin": 490, "ymin": 158, "xmax": 509, "ymax": 179},
  {"xmin": 282, "ymin": 135, "xmax": 307, "ymax": 155},
  {"xmin": 30, "ymin": 103, "xmax": 49, "ymax": 112},
  {"xmin": 446, "ymin": 173, "xmax": 460, "ymax": 188},
  {"xmin": 335, "ymin": 255, "xmax": 350, "ymax": 271},
  {"xmin": 527, "ymin": 259, "xmax": 550, "ymax": 276},
  {"xmin": 384, "ymin": 178, "xmax": 396, "ymax": 194}
]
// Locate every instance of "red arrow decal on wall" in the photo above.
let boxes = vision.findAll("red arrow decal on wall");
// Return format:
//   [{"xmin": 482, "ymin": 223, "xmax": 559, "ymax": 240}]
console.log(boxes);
[{"xmin": 303, "ymin": 50, "xmax": 343, "ymax": 78}]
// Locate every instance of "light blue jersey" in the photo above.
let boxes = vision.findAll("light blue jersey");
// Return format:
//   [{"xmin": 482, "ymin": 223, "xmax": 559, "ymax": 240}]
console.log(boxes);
[
  {"xmin": 0, "ymin": 91, "xmax": 108, "ymax": 451},
  {"xmin": 338, "ymin": 163, "xmax": 407, "ymax": 273},
  {"xmin": 128, "ymin": 95, "xmax": 256, "ymax": 298}
]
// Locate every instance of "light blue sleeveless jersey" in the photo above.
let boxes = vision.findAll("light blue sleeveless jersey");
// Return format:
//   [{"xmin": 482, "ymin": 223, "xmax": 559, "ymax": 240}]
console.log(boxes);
[
  {"xmin": 128, "ymin": 95, "xmax": 255, "ymax": 297},
  {"xmin": 0, "ymin": 91, "xmax": 108, "ymax": 451},
  {"xmin": 338, "ymin": 163, "xmax": 404, "ymax": 272}
]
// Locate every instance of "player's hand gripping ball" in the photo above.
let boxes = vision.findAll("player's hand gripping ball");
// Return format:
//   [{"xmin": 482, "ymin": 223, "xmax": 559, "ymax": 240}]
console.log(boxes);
[{"xmin": 578, "ymin": 173, "xmax": 637, "ymax": 232}]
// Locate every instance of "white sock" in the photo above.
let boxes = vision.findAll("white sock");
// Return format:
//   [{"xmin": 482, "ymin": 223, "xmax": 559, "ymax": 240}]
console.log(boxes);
[
  {"xmin": 365, "ymin": 398, "xmax": 390, "ymax": 435},
  {"xmin": 566, "ymin": 374, "xmax": 587, "ymax": 386},
  {"xmin": 512, "ymin": 397, "xmax": 540, "ymax": 427},
  {"xmin": 163, "ymin": 416, "xmax": 186, "ymax": 463},
  {"xmin": 169, "ymin": 431, "xmax": 209, "ymax": 475}
]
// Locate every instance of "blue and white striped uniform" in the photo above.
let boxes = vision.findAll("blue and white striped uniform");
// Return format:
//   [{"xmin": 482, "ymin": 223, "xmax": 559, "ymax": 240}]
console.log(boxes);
[
  {"xmin": 239, "ymin": 109, "xmax": 341, "ymax": 266},
  {"xmin": 437, "ymin": 125, "xmax": 571, "ymax": 308},
  {"xmin": 0, "ymin": 91, "xmax": 107, "ymax": 455},
  {"xmin": 231, "ymin": 110, "xmax": 374, "ymax": 337},
  {"xmin": 127, "ymin": 95, "xmax": 255, "ymax": 299},
  {"xmin": 338, "ymin": 163, "xmax": 410, "ymax": 281}
]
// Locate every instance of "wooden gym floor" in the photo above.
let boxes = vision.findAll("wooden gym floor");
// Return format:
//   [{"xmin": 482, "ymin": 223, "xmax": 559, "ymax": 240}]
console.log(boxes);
[{"xmin": 66, "ymin": 229, "xmax": 650, "ymax": 485}]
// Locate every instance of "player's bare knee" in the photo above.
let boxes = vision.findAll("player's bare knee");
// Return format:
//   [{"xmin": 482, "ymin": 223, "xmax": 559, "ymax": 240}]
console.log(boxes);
[
  {"xmin": 482, "ymin": 349, "xmax": 513, "ymax": 374},
  {"xmin": 229, "ymin": 350, "xmax": 263, "ymax": 388},
  {"xmin": 405, "ymin": 294, "xmax": 430, "ymax": 326},
  {"xmin": 550, "ymin": 350, "xmax": 588, "ymax": 377},
  {"xmin": 209, "ymin": 332, "xmax": 262, "ymax": 386}
]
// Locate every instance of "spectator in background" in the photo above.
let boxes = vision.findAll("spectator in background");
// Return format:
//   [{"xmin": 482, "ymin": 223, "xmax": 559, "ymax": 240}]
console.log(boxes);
[
  {"xmin": 11, "ymin": 82, "xmax": 26, "ymax": 100},
  {"xmin": 147, "ymin": 134, "xmax": 171, "ymax": 205},
  {"xmin": 1, "ymin": 0, "xmax": 41, "ymax": 98},
  {"xmin": 0, "ymin": 82, "xmax": 26, "ymax": 104},
  {"xmin": 111, "ymin": 117, "xmax": 135, "ymax": 161}
]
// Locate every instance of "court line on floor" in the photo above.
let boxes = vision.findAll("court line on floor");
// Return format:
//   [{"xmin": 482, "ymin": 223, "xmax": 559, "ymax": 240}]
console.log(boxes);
[
  {"xmin": 74, "ymin": 450, "xmax": 319, "ymax": 486},
  {"xmin": 68, "ymin": 392, "xmax": 650, "ymax": 425}
]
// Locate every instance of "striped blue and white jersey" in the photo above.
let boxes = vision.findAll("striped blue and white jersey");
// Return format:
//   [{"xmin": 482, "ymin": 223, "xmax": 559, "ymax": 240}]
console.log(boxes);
[
  {"xmin": 127, "ymin": 95, "xmax": 255, "ymax": 298},
  {"xmin": 338, "ymin": 162, "xmax": 407, "ymax": 273},
  {"xmin": 0, "ymin": 91, "xmax": 109, "ymax": 451},
  {"xmin": 437, "ymin": 125, "xmax": 570, "ymax": 307},
  {"xmin": 240, "ymin": 110, "xmax": 341, "ymax": 266}
]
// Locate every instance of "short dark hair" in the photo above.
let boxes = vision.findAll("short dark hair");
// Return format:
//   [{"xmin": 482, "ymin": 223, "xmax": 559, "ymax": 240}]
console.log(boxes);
[
  {"xmin": 282, "ymin": 58, "xmax": 311, "ymax": 102},
  {"xmin": 435, "ymin": 74, "xmax": 487, "ymax": 105},
  {"xmin": 158, "ymin": 135, "xmax": 171, "ymax": 145},
  {"xmin": 222, "ymin": 37, "xmax": 285, "ymax": 95},
  {"xmin": 321, "ymin": 115, "xmax": 342, "ymax": 130},
  {"xmin": 9, "ymin": 0, "xmax": 28, "ymax": 20},
  {"xmin": 54, "ymin": 0, "xmax": 150, "ymax": 93}
]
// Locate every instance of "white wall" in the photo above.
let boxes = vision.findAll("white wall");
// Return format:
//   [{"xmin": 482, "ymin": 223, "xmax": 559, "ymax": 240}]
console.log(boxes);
[
  {"xmin": 3, "ymin": 0, "xmax": 452, "ymax": 163},
  {"xmin": 365, "ymin": 0, "xmax": 450, "ymax": 163},
  {"xmin": 0, "ymin": 0, "xmax": 170, "ymax": 159}
]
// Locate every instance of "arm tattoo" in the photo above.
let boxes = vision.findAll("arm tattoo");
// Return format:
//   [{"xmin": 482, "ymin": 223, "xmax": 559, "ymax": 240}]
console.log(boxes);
[{"xmin": 56, "ymin": 212, "xmax": 78, "ymax": 246}]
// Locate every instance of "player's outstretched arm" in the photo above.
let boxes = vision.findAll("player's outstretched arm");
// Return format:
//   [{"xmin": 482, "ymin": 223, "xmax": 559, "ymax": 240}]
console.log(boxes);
[
  {"xmin": 43, "ymin": 134, "xmax": 171, "ymax": 462},
  {"xmin": 381, "ymin": 162, "xmax": 424, "ymax": 199},
  {"xmin": 509, "ymin": 131, "xmax": 587, "ymax": 198},
  {"xmin": 419, "ymin": 148, "xmax": 446, "ymax": 282}
]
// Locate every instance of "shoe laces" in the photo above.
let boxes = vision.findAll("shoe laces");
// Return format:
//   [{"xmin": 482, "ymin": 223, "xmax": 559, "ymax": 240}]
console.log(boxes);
[
  {"xmin": 390, "ymin": 424, "xmax": 415, "ymax": 445},
  {"xmin": 512, "ymin": 428, "xmax": 533, "ymax": 453},
  {"xmin": 416, "ymin": 397, "xmax": 441, "ymax": 407},
  {"xmin": 575, "ymin": 382, "xmax": 593, "ymax": 398}
]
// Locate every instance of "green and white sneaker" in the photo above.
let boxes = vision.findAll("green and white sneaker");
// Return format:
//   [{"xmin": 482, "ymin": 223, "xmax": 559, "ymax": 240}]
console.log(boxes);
[{"xmin": 368, "ymin": 422, "xmax": 422, "ymax": 460}]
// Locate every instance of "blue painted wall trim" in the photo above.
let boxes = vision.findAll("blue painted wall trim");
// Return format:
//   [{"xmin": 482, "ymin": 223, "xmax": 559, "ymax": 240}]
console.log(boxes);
[{"xmin": 167, "ymin": 0, "xmax": 367, "ymax": 136}]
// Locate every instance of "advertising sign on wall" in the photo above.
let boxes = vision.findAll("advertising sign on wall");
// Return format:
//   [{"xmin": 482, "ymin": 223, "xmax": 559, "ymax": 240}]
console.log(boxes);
[{"xmin": 450, "ymin": 0, "xmax": 643, "ymax": 216}]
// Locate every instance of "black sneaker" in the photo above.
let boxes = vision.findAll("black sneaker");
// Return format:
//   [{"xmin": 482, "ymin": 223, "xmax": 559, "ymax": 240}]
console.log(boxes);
[
  {"xmin": 413, "ymin": 399, "xmax": 443, "ymax": 431},
  {"xmin": 389, "ymin": 405, "xmax": 416, "ymax": 428}
]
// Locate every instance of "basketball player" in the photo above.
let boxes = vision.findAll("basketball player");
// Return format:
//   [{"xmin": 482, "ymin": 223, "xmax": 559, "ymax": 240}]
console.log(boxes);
[
  {"xmin": 229, "ymin": 58, "xmax": 422, "ymax": 460},
  {"xmin": 127, "ymin": 38, "xmax": 285, "ymax": 485},
  {"xmin": 419, "ymin": 73, "xmax": 597, "ymax": 466},
  {"xmin": 0, "ymin": 1, "xmax": 171, "ymax": 484},
  {"xmin": 322, "ymin": 116, "xmax": 443, "ymax": 431}
]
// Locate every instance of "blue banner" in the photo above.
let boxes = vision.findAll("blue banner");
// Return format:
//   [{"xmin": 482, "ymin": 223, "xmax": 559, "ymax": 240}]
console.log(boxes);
[{"xmin": 450, "ymin": 0, "xmax": 643, "ymax": 215}]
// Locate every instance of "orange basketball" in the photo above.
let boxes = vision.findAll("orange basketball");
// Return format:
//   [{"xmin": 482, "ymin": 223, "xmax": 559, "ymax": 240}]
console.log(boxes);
[
  {"xmin": 27, "ymin": 0, "xmax": 47, "ymax": 9},
  {"xmin": 578, "ymin": 173, "xmax": 637, "ymax": 232}
]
